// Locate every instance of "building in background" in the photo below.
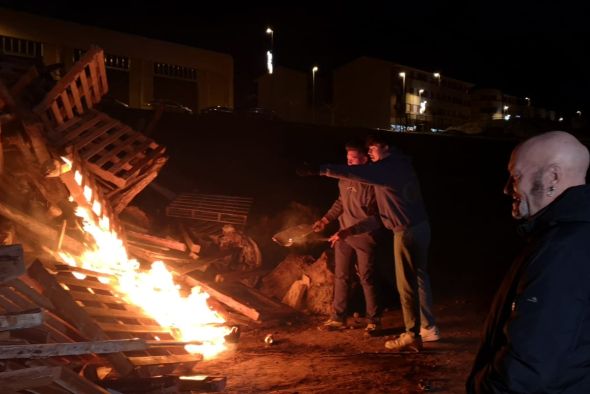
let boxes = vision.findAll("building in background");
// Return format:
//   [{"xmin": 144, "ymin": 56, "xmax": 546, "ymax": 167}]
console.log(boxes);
[
  {"xmin": 333, "ymin": 57, "xmax": 473, "ymax": 131},
  {"xmin": 0, "ymin": 7, "xmax": 233, "ymax": 112}
]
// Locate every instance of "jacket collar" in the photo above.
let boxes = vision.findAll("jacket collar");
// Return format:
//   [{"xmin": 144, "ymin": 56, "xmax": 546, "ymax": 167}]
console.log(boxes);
[{"xmin": 517, "ymin": 184, "xmax": 590, "ymax": 236}]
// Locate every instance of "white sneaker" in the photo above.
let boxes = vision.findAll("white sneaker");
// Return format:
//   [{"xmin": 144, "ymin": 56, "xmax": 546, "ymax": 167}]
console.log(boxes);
[
  {"xmin": 420, "ymin": 325, "xmax": 440, "ymax": 342},
  {"xmin": 384, "ymin": 332, "xmax": 423, "ymax": 352}
]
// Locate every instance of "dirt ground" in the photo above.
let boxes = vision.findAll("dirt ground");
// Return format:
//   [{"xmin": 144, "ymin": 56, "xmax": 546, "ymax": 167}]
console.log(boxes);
[{"xmin": 197, "ymin": 297, "xmax": 487, "ymax": 393}]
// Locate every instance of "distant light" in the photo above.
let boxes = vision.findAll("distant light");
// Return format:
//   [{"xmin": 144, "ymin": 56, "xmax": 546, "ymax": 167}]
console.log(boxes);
[
  {"xmin": 266, "ymin": 27, "xmax": 273, "ymax": 34},
  {"xmin": 419, "ymin": 100, "xmax": 427, "ymax": 114},
  {"xmin": 558, "ymin": 117, "xmax": 564, "ymax": 122},
  {"xmin": 515, "ymin": 115, "xmax": 521, "ymax": 118},
  {"xmin": 504, "ymin": 114, "xmax": 511, "ymax": 121},
  {"xmin": 525, "ymin": 97, "xmax": 530, "ymax": 101},
  {"xmin": 576, "ymin": 110, "xmax": 582, "ymax": 116},
  {"xmin": 503, "ymin": 105, "xmax": 509, "ymax": 111},
  {"xmin": 419, "ymin": 89, "xmax": 424, "ymax": 94},
  {"xmin": 399, "ymin": 72, "xmax": 406, "ymax": 78},
  {"xmin": 266, "ymin": 51, "xmax": 273, "ymax": 74},
  {"xmin": 433, "ymin": 72, "xmax": 440, "ymax": 78},
  {"xmin": 312, "ymin": 66, "xmax": 319, "ymax": 73}
]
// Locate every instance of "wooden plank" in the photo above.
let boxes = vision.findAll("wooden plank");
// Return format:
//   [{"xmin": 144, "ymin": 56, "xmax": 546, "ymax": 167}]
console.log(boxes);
[
  {"xmin": 94, "ymin": 133, "xmax": 145, "ymax": 167},
  {"xmin": 179, "ymin": 223, "xmax": 201, "ymax": 255},
  {"xmin": 108, "ymin": 139, "xmax": 155, "ymax": 174},
  {"xmin": 22, "ymin": 121, "xmax": 51, "ymax": 165},
  {"xmin": 66, "ymin": 289, "xmax": 126, "ymax": 305},
  {"xmin": 97, "ymin": 322, "xmax": 171, "ymax": 335},
  {"xmin": 69, "ymin": 82, "xmax": 84, "ymax": 114},
  {"xmin": 50, "ymin": 101, "xmax": 64, "ymax": 125},
  {"xmin": 112, "ymin": 171, "xmax": 159, "ymax": 214},
  {"xmin": 0, "ymin": 309, "xmax": 44, "ymax": 331},
  {"xmin": 126, "ymin": 230, "xmax": 186, "ymax": 252},
  {"xmin": 54, "ymin": 365, "xmax": 110, "ymax": 394},
  {"xmin": 0, "ymin": 200, "xmax": 84, "ymax": 255},
  {"xmin": 27, "ymin": 261, "xmax": 134, "ymax": 377},
  {"xmin": 56, "ymin": 275, "xmax": 117, "ymax": 292},
  {"xmin": 60, "ymin": 92, "xmax": 74, "ymax": 120},
  {"xmin": 7, "ymin": 278, "xmax": 55, "ymax": 310},
  {"xmin": 170, "ymin": 268, "xmax": 261, "ymax": 321},
  {"xmin": 0, "ymin": 338, "xmax": 148, "ymax": 359},
  {"xmin": 95, "ymin": 50, "xmax": 109, "ymax": 95},
  {"xmin": 81, "ymin": 125, "xmax": 131, "ymax": 161},
  {"xmin": 72, "ymin": 117, "xmax": 120, "ymax": 151},
  {"xmin": 83, "ymin": 306, "xmax": 150, "ymax": 320},
  {"xmin": 86, "ymin": 162, "xmax": 127, "ymax": 188},
  {"xmin": 78, "ymin": 71, "xmax": 93, "ymax": 109},
  {"xmin": 0, "ymin": 366, "xmax": 61, "ymax": 390},
  {"xmin": 0, "ymin": 244, "xmax": 24, "ymax": 283},
  {"xmin": 87, "ymin": 60, "xmax": 102, "ymax": 102},
  {"xmin": 9, "ymin": 65, "xmax": 38, "ymax": 98},
  {"xmin": 127, "ymin": 353, "xmax": 202, "ymax": 366},
  {"xmin": 55, "ymin": 111, "xmax": 104, "ymax": 146}
]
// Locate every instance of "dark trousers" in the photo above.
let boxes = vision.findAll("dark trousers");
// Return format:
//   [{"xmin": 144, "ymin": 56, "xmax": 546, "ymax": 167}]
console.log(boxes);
[
  {"xmin": 393, "ymin": 220, "xmax": 435, "ymax": 336},
  {"xmin": 333, "ymin": 233, "xmax": 379, "ymax": 321}
]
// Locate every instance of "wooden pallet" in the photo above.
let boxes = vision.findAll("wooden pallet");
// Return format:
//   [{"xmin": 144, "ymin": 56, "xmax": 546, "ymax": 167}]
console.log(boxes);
[
  {"xmin": 34, "ymin": 46, "xmax": 108, "ymax": 129},
  {"xmin": 166, "ymin": 193, "xmax": 254, "ymax": 226},
  {"xmin": 51, "ymin": 110, "xmax": 166, "ymax": 189},
  {"xmin": 27, "ymin": 261, "xmax": 203, "ymax": 378}
]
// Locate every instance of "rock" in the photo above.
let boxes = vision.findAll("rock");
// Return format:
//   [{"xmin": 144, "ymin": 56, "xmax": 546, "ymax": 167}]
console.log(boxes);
[
  {"xmin": 259, "ymin": 254, "xmax": 314, "ymax": 299},
  {"xmin": 281, "ymin": 275, "xmax": 310, "ymax": 310}
]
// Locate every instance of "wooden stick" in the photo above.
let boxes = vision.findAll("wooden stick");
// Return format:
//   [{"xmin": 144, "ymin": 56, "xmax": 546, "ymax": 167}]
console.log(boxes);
[
  {"xmin": 0, "ymin": 200, "xmax": 84, "ymax": 255},
  {"xmin": 55, "ymin": 220, "xmax": 67, "ymax": 253},
  {"xmin": 0, "ymin": 338, "xmax": 148, "ymax": 359}
]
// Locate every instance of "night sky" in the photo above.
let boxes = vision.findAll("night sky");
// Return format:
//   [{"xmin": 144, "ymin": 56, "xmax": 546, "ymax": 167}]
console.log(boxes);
[{"xmin": 1, "ymin": 1, "xmax": 588, "ymax": 114}]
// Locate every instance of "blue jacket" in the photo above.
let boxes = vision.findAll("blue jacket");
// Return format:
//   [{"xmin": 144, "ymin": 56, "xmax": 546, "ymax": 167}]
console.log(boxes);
[
  {"xmin": 467, "ymin": 185, "xmax": 590, "ymax": 393},
  {"xmin": 320, "ymin": 150, "xmax": 428, "ymax": 232}
]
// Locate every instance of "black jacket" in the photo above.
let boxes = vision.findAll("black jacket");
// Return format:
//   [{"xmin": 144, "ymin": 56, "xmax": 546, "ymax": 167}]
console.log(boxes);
[{"xmin": 467, "ymin": 185, "xmax": 590, "ymax": 393}]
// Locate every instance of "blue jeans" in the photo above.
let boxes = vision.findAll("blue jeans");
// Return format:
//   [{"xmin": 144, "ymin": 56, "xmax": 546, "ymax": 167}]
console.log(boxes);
[
  {"xmin": 333, "ymin": 233, "xmax": 379, "ymax": 322},
  {"xmin": 394, "ymin": 221, "xmax": 435, "ymax": 336}
]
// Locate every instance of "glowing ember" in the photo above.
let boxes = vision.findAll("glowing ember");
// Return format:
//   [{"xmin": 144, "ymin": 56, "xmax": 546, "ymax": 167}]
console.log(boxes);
[{"xmin": 59, "ymin": 169, "xmax": 230, "ymax": 359}]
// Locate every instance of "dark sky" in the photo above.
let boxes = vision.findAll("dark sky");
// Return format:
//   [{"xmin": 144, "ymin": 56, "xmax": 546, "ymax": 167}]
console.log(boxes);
[{"xmin": 1, "ymin": 1, "xmax": 589, "ymax": 114}]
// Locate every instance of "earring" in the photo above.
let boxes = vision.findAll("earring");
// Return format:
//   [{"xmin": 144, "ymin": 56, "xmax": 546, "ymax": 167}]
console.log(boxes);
[{"xmin": 547, "ymin": 186, "xmax": 555, "ymax": 197}]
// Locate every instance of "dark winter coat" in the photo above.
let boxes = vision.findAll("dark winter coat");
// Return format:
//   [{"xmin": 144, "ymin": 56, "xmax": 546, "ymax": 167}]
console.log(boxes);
[{"xmin": 467, "ymin": 185, "xmax": 590, "ymax": 393}]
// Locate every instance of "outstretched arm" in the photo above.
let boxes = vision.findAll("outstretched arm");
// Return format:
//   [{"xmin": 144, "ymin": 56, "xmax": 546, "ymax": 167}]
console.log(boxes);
[{"xmin": 320, "ymin": 162, "xmax": 391, "ymax": 186}]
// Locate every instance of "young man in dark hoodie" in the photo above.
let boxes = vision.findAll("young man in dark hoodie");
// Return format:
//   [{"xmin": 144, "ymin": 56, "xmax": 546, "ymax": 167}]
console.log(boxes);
[
  {"xmin": 309, "ymin": 134, "xmax": 438, "ymax": 352},
  {"xmin": 467, "ymin": 131, "xmax": 590, "ymax": 393}
]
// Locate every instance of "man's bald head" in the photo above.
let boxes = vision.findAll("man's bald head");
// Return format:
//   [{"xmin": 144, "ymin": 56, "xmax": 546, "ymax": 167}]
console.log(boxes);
[
  {"xmin": 514, "ymin": 131, "xmax": 589, "ymax": 185},
  {"xmin": 505, "ymin": 131, "xmax": 589, "ymax": 219}
]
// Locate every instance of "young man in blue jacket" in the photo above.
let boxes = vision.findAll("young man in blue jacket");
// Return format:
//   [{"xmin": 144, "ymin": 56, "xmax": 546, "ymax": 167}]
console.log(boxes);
[{"xmin": 467, "ymin": 131, "xmax": 590, "ymax": 393}]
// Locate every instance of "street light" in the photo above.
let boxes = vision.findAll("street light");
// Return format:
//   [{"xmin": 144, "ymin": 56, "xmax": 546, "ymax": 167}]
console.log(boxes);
[
  {"xmin": 265, "ymin": 27, "xmax": 274, "ymax": 48},
  {"xmin": 577, "ymin": 110, "xmax": 582, "ymax": 116},
  {"xmin": 312, "ymin": 66, "xmax": 319, "ymax": 121},
  {"xmin": 419, "ymin": 89, "xmax": 424, "ymax": 99},
  {"xmin": 433, "ymin": 72, "xmax": 441, "ymax": 86},
  {"xmin": 525, "ymin": 97, "xmax": 531, "ymax": 106}
]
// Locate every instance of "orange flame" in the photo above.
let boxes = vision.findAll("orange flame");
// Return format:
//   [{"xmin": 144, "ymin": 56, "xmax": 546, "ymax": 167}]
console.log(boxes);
[{"xmin": 59, "ymin": 171, "xmax": 229, "ymax": 358}]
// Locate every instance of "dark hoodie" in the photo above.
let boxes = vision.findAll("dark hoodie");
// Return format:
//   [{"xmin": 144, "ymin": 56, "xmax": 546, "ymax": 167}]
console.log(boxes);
[{"xmin": 467, "ymin": 185, "xmax": 590, "ymax": 393}]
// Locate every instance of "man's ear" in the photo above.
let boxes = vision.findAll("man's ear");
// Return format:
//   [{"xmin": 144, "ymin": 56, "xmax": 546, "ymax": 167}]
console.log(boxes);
[{"xmin": 546, "ymin": 164, "xmax": 561, "ymax": 186}]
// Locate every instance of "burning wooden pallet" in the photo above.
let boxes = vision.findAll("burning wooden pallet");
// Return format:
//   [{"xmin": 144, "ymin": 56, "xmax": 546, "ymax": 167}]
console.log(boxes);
[
  {"xmin": 27, "ymin": 260, "xmax": 204, "ymax": 378},
  {"xmin": 50, "ymin": 110, "xmax": 167, "ymax": 191},
  {"xmin": 33, "ymin": 46, "xmax": 108, "ymax": 129}
]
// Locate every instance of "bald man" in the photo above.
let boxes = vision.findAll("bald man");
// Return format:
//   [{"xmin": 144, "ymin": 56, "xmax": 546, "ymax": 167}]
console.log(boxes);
[{"xmin": 467, "ymin": 131, "xmax": 590, "ymax": 393}]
